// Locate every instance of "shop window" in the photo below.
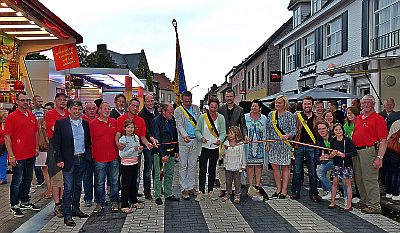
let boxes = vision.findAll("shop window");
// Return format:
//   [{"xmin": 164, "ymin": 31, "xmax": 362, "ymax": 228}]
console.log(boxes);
[
  {"xmin": 304, "ymin": 33, "xmax": 315, "ymax": 65},
  {"xmin": 326, "ymin": 18, "xmax": 342, "ymax": 57}
]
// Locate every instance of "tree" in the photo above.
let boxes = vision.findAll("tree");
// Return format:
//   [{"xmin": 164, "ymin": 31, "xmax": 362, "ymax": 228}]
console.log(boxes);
[
  {"xmin": 25, "ymin": 53, "xmax": 47, "ymax": 60},
  {"xmin": 77, "ymin": 45, "xmax": 90, "ymax": 67},
  {"xmin": 86, "ymin": 51, "xmax": 117, "ymax": 68}
]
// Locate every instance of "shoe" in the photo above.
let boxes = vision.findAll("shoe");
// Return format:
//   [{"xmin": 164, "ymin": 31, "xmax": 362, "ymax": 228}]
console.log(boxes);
[
  {"xmin": 271, "ymin": 191, "xmax": 281, "ymax": 199},
  {"xmin": 6, "ymin": 169, "xmax": 12, "ymax": 174},
  {"xmin": 322, "ymin": 192, "xmax": 332, "ymax": 200},
  {"xmin": 0, "ymin": 180, "xmax": 7, "ymax": 185},
  {"xmin": 188, "ymin": 188, "xmax": 198, "ymax": 196},
  {"xmin": 392, "ymin": 195, "xmax": 400, "ymax": 201},
  {"xmin": 93, "ymin": 203, "xmax": 104, "ymax": 213},
  {"xmin": 144, "ymin": 192, "xmax": 153, "ymax": 200},
  {"xmin": 137, "ymin": 193, "xmax": 144, "ymax": 197},
  {"xmin": 344, "ymin": 199, "xmax": 348, "ymax": 207},
  {"xmin": 328, "ymin": 204, "xmax": 336, "ymax": 209},
  {"xmin": 290, "ymin": 193, "xmax": 300, "ymax": 200},
  {"xmin": 353, "ymin": 202, "xmax": 367, "ymax": 209},
  {"xmin": 54, "ymin": 205, "xmax": 63, "ymax": 218},
  {"xmin": 352, "ymin": 197, "xmax": 360, "ymax": 204},
  {"xmin": 182, "ymin": 190, "xmax": 190, "ymax": 200},
  {"xmin": 84, "ymin": 201, "xmax": 92, "ymax": 207},
  {"xmin": 310, "ymin": 195, "xmax": 322, "ymax": 203},
  {"xmin": 218, "ymin": 190, "xmax": 226, "ymax": 197},
  {"xmin": 155, "ymin": 198, "xmax": 163, "ymax": 205},
  {"xmin": 20, "ymin": 202, "xmax": 40, "ymax": 211},
  {"xmin": 233, "ymin": 195, "xmax": 240, "ymax": 204},
  {"xmin": 166, "ymin": 195, "xmax": 180, "ymax": 202},
  {"xmin": 385, "ymin": 194, "xmax": 393, "ymax": 199},
  {"xmin": 361, "ymin": 207, "xmax": 382, "ymax": 214},
  {"xmin": 35, "ymin": 182, "xmax": 44, "ymax": 187},
  {"xmin": 29, "ymin": 187, "xmax": 36, "ymax": 193},
  {"xmin": 10, "ymin": 207, "xmax": 24, "ymax": 218},
  {"xmin": 341, "ymin": 207, "xmax": 353, "ymax": 211},
  {"xmin": 111, "ymin": 202, "xmax": 119, "ymax": 212},
  {"xmin": 121, "ymin": 207, "xmax": 134, "ymax": 214},
  {"xmin": 195, "ymin": 192, "xmax": 204, "ymax": 202},
  {"xmin": 247, "ymin": 186, "xmax": 258, "ymax": 197},
  {"xmin": 72, "ymin": 210, "xmax": 89, "ymax": 218},
  {"xmin": 208, "ymin": 191, "xmax": 218, "ymax": 201},
  {"xmin": 64, "ymin": 217, "xmax": 76, "ymax": 227},
  {"xmin": 278, "ymin": 193, "xmax": 287, "ymax": 199}
]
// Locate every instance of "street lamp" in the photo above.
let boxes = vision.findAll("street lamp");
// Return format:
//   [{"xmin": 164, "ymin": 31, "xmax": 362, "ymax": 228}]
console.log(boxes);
[{"xmin": 189, "ymin": 84, "xmax": 199, "ymax": 92}]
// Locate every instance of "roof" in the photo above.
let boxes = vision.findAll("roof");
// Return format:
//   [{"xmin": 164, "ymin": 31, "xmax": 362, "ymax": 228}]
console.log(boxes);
[
  {"xmin": 288, "ymin": 0, "xmax": 311, "ymax": 10},
  {"xmin": 154, "ymin": 73, "xmax": 173, "ymax": 90},
  {"xmin": 107, "ymin": 50, "xmax": 142, "ymax": 71}
]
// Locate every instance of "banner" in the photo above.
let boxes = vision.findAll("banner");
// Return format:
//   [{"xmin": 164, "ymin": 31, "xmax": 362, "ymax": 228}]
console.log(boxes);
[
  {"xmin": 52, "ymin": 43, "xmax": 80, "ymax": 71},
  {"xmin": 173, "ymin": 20, "xmax": 187, "ymax": 104}
]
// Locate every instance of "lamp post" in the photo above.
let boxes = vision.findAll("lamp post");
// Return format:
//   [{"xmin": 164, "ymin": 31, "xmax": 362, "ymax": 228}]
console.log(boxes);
[{"xmin": 189, "ymin": 84, "xmax": 199, "ymax": 92}]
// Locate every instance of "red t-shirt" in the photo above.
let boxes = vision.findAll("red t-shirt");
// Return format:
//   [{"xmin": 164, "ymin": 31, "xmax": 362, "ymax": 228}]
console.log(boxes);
[
  {"xmin": 45, "ymin": 109, "xmax": 69, "ymax": 139},
  {"xmin": 352, "ymin": 112, "xmax": 388, "ymax": 147},
  {"xmin": 0, "ymin": 124, "xmax": 5, "ymax": 145},
  {"xmin": 82, "ymin": 114, "xmax": 96, "ymax": 122},
  {"xmin": 116, "ymin": 113, "xmax": 146, "ymax": 137},
  {"xmin": 5, "ymin": 109, "xmax": 38, "ymax": 160},
  {"xmin": 90, "ymin": 117, "xmax": 119, "ymax": 162}
]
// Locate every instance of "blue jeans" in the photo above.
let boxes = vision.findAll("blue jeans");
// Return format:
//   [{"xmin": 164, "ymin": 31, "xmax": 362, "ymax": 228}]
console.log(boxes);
[
  {"xmin": 292, "ymin": 145, "xmax": 319, "ymax": 196},
  {"xmin": 143, "ymin": 148, "xmax": 153, "ymax": 193},
  {"xmin": 317, "ymin": 160, "xmax": 347, "ymax": 198},
  {"xmin": 83, "ymin": 158, "xmax": 94, "ymax": 202},
  {"xmin": 0, "ymin": 151, "xmax": 7, "ymax": 182},
  {"xmin": 62, "ymin": 157, "xmax": 86, "ymax": 217},
  {"xmin": 385, "ymin": 152, "xmax": 400, "ymax": 196},
  {"xmin": 10, "ymin": 156, "xmax": 35, "ymax": 207},
  {"xmin": 95, "ymin": 159, "xmax": 120, "ymax": 206},
  {"xmin": 34, "ymin": 166, "xmax": 44, "ymax": 184}
]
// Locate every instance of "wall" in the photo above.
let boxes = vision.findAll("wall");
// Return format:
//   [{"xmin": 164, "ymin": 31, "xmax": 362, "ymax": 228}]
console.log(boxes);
[{"xmin": 379, "ymin": 58, "xmax": 400, "ymax": 111}]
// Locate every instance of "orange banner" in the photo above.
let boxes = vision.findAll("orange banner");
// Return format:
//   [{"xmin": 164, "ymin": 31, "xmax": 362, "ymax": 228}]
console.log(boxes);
[{"xmin": 52, "ymin": 43, "xmax": 80, "ymax": 71}]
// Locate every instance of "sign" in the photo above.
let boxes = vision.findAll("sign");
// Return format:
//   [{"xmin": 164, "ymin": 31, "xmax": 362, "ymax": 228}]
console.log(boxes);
[
  {"xmin": 270, "ymin": 71, "xmax": 282, "ymax": 82},
  {"xmin": 299, "ymin": 66, "xmax": 317, "ymax": 78},
  {"xmin": 52, "ymin": 43, "xmax": 80, "ymax": 71},
  {"xmin": 239, "ymin": 90, "xmax": 246, "ymax": 94}
]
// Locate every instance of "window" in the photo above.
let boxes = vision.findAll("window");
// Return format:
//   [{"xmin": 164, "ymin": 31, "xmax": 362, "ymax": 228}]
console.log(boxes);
[
  {"xmin": 374, "ymin": 0, "xmax": 400, "ymax": 50},
  {"xmin": 304, "ymin": 33, "xmax": 315, "ymax": 64},
  {"xmin": 247, "ymin": 71, "xmax": 251, "ymax": 89},
  {"xmin": 286, "ymin": 44, "xmax": 295, "ymax": 71},
  {"xmin": 261, "ymin": 62, "xmax": 265, "ymax": 83},
  {"xmin": 161, "ymin": 92, "xmax": 165, "ymax": 101},
  {"xmin": 326, "ymin": 18, "xmax": 342, "ymax": 57},
  {"xmin": 312, "ymin": 0, "xmax": 327, "ymax": 14},
  {"xmin": 241, "ymin": 80, "xmax": 245, "ymax": 90},
  {"xmin": 293, "ymin": 6, "xmax": 301, "ymax": 27},
  {"xmin": 167, "ymin": 94, "xmax": 171, "ymax": 102},
  {"xmin": 251, "ymin": 68, "xmax": 255, "ymax": 87},
  {"xmin": 256, "ymin": 65, "xmax": 259, "ymax": 86}
]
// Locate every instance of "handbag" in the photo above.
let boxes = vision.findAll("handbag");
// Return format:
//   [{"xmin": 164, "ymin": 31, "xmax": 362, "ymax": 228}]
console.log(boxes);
[{"xmin": 387, "ymin": 130, "xmax": 400, "ymax": 154}]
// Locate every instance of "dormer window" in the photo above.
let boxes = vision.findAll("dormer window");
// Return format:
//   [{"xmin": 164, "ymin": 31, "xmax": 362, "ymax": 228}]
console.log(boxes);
[
  {"xmin": 312, "ymin": 0, "xmax": 327, "ymax": 14},
  {"xmin": 293, "ymin": 6, "xmax": 302, "ymax": 27}
]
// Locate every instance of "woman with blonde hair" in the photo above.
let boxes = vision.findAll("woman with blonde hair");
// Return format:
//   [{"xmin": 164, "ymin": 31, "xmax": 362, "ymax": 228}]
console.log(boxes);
[{"xmin": 266, "ymin": 95, "xmax": 296, "ymax": 199}]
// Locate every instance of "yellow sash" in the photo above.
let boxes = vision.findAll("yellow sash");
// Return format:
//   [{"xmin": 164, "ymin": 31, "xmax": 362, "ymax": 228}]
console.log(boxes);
[
  {"xmin": 204, "ymin": 112, "xmax": 219, "ymax": 138},
  {"xmin": 297, "ymin": 112, "xmax": 316, "ymax": 144},
  {"xmin": 179, "ymin": 106, "xmax": 196, "ymax": 128},
  {"xmin": 271, "ymin": 111, "xmax": 292, "ymax": 148}
]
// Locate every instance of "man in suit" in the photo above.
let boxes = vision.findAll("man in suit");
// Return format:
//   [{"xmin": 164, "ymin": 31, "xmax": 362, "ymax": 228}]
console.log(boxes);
[
  {"xmin": 53, "ymin": 100, "xmax": 91, "ymax": 227},
  {"xmin": 217, "ymin": 89, "xmax": 248, "ymax": 197}
]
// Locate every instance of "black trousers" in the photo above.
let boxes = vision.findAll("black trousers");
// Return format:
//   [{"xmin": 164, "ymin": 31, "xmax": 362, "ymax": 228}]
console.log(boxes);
[
  {"xmin": 121, "ymin": 164, "xmax": 139, "ymax": 208},
  {"xmin": 199, "ymin": 148, "xmax": 219, "ymax": 193}
]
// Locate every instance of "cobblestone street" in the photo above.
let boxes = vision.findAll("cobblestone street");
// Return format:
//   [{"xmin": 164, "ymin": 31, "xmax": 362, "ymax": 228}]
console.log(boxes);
[{"xmin": 1, "ymin": 164, "xmax": 400, "ymax": 233}]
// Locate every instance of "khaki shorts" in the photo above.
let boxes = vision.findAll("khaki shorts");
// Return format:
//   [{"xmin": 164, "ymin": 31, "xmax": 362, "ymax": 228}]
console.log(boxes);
[{"xmin": 51, "ymin": 171, "xmax": 64, "ymax": 187}]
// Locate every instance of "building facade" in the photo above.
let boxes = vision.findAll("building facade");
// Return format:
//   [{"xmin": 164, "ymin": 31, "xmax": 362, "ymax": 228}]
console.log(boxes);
[{"xmin": 153, "ymin": 72, "xmax": 175, "ymax": 104}]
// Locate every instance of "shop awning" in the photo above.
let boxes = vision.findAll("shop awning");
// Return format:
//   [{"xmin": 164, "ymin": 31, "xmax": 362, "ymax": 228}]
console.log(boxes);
[{"xmin": 289, "ymin": 88, "xmax": 359, "ymax": 101}]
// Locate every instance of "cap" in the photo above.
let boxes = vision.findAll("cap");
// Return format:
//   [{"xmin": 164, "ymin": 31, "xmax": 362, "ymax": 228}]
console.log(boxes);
[{"xmin": 55, "ymin": 92, "xmax": 67, "ymax": 99}]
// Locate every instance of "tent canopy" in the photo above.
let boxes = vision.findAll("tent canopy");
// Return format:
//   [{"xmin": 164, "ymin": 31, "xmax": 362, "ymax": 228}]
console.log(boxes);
[{"xmin": 261, "ymin": 88, "xmax": 359, "ymax": 102}]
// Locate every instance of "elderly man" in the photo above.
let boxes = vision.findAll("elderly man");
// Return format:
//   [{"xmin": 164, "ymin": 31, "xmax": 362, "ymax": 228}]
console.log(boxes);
[
  {"xmin": 174, "ymin": 91, "xmax": 201, "ymax": 199},
  {"xmin": 353, "ymin": 95, "xmax": 388, "ymax": 214},
  {"xmin": 380, "ymin": 97, "xmax": 400, "ymax": 130},
  {"xmin": 5, "ymin": 92, "xmax": 40, "ymax": 217},
  {"xmin": 54, "ymin": 100, "xmax": 91, "ymax": 226},
  {"xmin": 138, "ymin": 95, "xmax": 159, "ymax": 200},
  {"xmin": 110, "ymin": 94, "xmax": 126, "ymax": 119}
]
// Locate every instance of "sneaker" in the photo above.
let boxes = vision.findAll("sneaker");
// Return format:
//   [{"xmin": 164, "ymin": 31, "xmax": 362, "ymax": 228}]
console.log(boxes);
[
  {"xmin": 93, "ymin": 203, "xmax": 104, "ymax": 213},
  {"xmin": 84, "ymin": 201, "xmax": 92, "ymax": 207},
  {"xmin": 392, "ymin": 195, "xmax": 400, "ymax": 201},
  {"xmin": 30, "ymin": 187, "xmax": 36, "ymax": 193},
  {"xmin": 188, "ymin": 188, "xmax": 198, "ymax": 196},
  {"xmin": 248, "ymin": 186, "xmax": 258, "ymax": 197},
  {"xmin": 344, "ymin": 199, "xmax": 347, "ymax": 206},
  {"xmin": 182, "ymin": 190, "xmax": 190, "ymax": 200},
  {"xmin": 208, "ymin": 191, "xmax": 218, "ymax": 201},
  {"xmin": 121, "ymin": 207, "xmax": 134, "ymax": 214},
  {"xmin": 54, "ymin": 205, "xmax": 63, "ymax": 218},
  {"xmin": 361, "ymin": 207, "xmax": 382, "ymax": 214},
  {"xmin": 111, "ymin": 202, "xmax": 119, "ymax": 212},
  {"xmin": 195, "ymin": 192, "xmax": 204, "ymax": 202},
  {"xmin": 20, "ymin": 202, "xmax": 40, "ymax": 211},
  {"xmin": 155, "ymin": 198, "xmax": 163, "ymax": 205},
  {"xmin": 385, "ymin": 194, "xmax": 393, "ymax": 199},
  {"xmin": 352, "ymin": 197, "xmax": 360, "ymax": 204},
  {"xmin": 322, "ymin": 192, "xmax": 332, "ymax": 200},
  {"xmin": 10, "ymin": 207, "xmax": 24, "ymax": 218}
]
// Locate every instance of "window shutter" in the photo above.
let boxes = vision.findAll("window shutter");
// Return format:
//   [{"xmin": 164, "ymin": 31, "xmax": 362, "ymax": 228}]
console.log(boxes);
[
  {"xmin": 314, "ymin": 26, "xmax": 324, "ymax": 61},
  {"xmin": 281, "ymin": 48, "xmax": 285, "ymax": 74},
  {"xmin": 342, "ymin": 11, "xmax": 348, "ymax": 53},
  {"xmin": 295, "ymin": 39, "xmax": 302, "ymax": 68},
  {"xmin": 361, "ymin": 0, "xmax": 369, "ymax": 56}
]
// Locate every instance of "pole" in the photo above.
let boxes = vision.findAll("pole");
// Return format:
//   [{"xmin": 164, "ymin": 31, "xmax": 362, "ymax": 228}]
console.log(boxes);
[{"xmin": 364, "ymin": 73, "xmax": 383, "ymax": 105}]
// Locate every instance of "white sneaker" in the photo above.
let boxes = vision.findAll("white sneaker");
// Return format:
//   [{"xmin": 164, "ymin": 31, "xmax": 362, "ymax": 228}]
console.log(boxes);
[
  {"xmin": 322, "ymin": 192, "xmax": 332, "ymax": 200},
  {"xmin": 335, "ymin": 194, "xmax": 341, "ymax": 199},
  {"xmin": 248, "ymin": 186, "xmax": 258, "ymax": 197},
  {"xmin": 208, "ymin": 191, "xmax": 218, "ymax": 201},
  {"xmin": 352, "ymin": 197, "xmax": 360, "ymax": 203},
  {"xmin": 344, "ymin": 199, "xmax": 347, "ymax": 206},
  {"xmin": 195, "ymin": 192, "xmax": 204, "ymax": 202},
  {"xmin": 386, "ymin": 194, "xmax": 393, "ymax": 199},
  {"xmin": 392, "ymin": 195, "xmax": 400, "ymax": 201}
]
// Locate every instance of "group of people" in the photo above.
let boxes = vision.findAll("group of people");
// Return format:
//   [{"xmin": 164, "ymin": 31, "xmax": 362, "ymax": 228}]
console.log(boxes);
[{"xmin": 1, "ymin": 88, "xmax": 399, "ymax": 227}]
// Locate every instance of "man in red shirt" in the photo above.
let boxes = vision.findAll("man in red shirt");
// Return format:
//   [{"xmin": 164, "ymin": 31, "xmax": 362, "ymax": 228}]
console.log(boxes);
[
  {"xmin": 5, "ymin": 92, "xmax": 39, "ymax": 217},
  {"xmin": 352, "ymin": 94, "xmax": 388, "ymax": 214},
  {"xmin": 45, "ymin": 92, "xmax": 69, "ymax": 218},
  {"xmin": 91, "ymin": 102, "xmax": 120, "ymax": 213},
  {"xmin": 115, "ymin": 97, "xmax": 153, "ymax": 196}
]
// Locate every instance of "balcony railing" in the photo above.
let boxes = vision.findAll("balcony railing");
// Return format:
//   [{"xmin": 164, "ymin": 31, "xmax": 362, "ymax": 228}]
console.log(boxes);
[{"xmin": 370, "ymin": 29, "xmax": 400, "ymax": 54}]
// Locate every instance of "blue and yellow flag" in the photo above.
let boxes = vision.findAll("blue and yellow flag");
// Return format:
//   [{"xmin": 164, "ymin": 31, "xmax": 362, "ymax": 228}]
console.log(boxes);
[{"xmin": 173, "ymin": 19, "xmax": 187, "ymax": 104}]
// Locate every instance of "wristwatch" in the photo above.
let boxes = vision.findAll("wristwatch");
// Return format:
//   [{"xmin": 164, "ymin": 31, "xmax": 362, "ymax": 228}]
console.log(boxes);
[{"xmin": 377, "ymin": 155, "xmax": 384, "ymax": 160}]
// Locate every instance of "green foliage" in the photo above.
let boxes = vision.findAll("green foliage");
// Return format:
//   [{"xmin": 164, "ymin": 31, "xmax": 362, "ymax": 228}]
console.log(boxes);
[
  {"xmin": 77, "ymin": 45, "xmax": 90, "ymax": 67},
  {"xmin": 25, "ymin": 53, "xmax": 48, "ymax": 60},
  {"xmin": 87, "ymin": 51, "xmax": 117, "ymax": 68},
  {"xmin": 134, "ymin": 56, "xmax": 153, "ymax": 90}
]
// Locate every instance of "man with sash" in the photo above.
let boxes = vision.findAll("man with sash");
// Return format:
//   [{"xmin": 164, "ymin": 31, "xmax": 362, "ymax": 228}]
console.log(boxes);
[
  {"xmin": 291, "ymin": 96, "xmax": 323, "ymax": 203},
  {"xmin": 174, "ymin": 91, "xmax": 201, "ymax": 200},
  {"xmin": 218, "ymin": 89, "xmax": 248, "ymax": 197}
]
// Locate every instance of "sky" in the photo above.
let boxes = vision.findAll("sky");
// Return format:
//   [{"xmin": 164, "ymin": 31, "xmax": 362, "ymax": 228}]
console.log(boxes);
[{"xmin": 39, "ymin": 0, "xmax": 292, "ymax": 105}]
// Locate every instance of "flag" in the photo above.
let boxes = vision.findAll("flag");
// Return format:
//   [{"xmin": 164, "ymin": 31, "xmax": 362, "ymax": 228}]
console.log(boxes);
[{"xmin": 173, "ymin": 20, "xmax": 187, "ymax": 104}]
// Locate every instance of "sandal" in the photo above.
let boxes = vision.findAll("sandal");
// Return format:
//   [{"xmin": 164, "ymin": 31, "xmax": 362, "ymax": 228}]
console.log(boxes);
[
  {"xmin": 42, "ymin": 191, "xmax": 52, "ymax": 199},
  {"xmin": 234, "ymin": 195, "xmax": 240, "ymax": 204},
  {"xmin": 133, "ymin": 202, "xmax": 145, "ymax": 209},
  {"xmin": 0, "ymin": 180, "xmax": 7, "ymax": 185},
  {"xmin": 222, "ymin": 197, "xmax": 229, "ymax": 202},
  {"xmin": 121, "ymin": 207, "xmax": 134, "ymax": 214}
]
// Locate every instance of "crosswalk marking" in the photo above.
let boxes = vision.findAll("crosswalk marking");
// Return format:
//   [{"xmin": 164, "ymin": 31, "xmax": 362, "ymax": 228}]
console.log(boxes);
[{"xmin": 351, "ymin": 208, "xmax": 400, "ymax": 233}]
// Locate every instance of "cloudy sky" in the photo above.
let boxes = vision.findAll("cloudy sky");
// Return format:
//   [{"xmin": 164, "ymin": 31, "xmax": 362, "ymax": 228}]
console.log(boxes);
[{"xmin": 39, "ymin": 0, "xmax": 292, "ymax": 104}]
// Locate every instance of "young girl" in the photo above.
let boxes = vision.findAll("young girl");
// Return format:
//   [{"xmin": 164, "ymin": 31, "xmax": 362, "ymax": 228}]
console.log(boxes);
[
  {"xmin": 328, "ymin": 123, "xmax": 357, "ymax": 211},
  {"xmin": 119, "ymin": 119, "xmax": 144, "ymax": 213},
  {"xmin": 222, "ymin": 126, "xmax": 246, "ymax": 203}
]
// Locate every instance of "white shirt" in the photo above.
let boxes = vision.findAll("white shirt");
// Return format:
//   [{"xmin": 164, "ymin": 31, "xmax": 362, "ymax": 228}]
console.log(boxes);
[
  {"xmin": 223, "ymin": 141, "xmax": 246, "ymax": 171},
  {"xmin": 202, "ymin": 116, "xmax": 220, "ymax": 149}
]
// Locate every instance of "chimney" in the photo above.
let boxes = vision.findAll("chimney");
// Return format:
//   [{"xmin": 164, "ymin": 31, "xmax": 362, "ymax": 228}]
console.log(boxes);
[
  {"xmin": 97, "ymin": 44, "xmax": 107, "ymax": 52},
  {"xmin": 161, "ymin": 72, "xmax": 165, "ymax": 76}
]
